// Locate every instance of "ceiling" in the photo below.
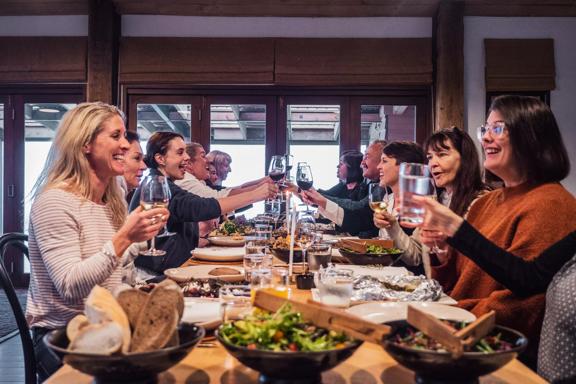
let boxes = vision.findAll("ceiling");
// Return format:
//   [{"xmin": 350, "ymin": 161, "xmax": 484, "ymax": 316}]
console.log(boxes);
[{"xmin": 1, "ymin": 0, "xmax": 575, "ymax": 17}]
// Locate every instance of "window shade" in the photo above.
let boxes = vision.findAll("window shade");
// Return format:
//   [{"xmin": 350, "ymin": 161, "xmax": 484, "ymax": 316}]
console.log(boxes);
[
  {"xmin": 275, "ymin": 38, "xmax": 432, "ymax": 86},
  {"xmin": 0, "ymin": 37, "xmax": 87, "ymax": 82},
  {"xmin": 119, "ymin": 38, "xmax": 275, "ymax": 84},
  {"xmin": 485, "ymin": 39, "xmax": 555, "ymax": 91}
]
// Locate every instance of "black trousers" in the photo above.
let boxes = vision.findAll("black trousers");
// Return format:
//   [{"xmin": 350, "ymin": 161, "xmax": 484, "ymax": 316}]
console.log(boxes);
[{"xmin": 31, "ymin": 327, "xmax": 62, "ymax": 382}]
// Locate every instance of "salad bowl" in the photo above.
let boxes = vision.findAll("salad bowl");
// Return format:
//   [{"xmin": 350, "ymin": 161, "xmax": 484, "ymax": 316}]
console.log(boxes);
[
  {"xmin": 217, "ymin": 329, "xmax": 362, "ymax": 384},
  {"xmin": 382, "ymin": 320, "xmax": 528, "ymax": 384}
]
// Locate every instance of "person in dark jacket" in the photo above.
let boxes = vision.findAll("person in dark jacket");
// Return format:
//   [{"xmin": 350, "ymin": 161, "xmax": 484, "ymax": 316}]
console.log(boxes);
[
  {"xmin": 319, "ymin": 150, "xmax": 366, "ymax": 201},
  {"xmin": 130, "ymin": 132, "xmax": 276, "ymax": 274}
]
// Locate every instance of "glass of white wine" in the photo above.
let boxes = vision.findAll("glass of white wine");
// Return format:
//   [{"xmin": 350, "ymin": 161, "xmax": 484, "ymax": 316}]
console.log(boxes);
[
  {"xmin": 368, "ymin": 182, "xmax": 390, "ymax": 214},
  {"xmin": 139, "ymin": 174, "xmax": 169, "ymax": 256}
]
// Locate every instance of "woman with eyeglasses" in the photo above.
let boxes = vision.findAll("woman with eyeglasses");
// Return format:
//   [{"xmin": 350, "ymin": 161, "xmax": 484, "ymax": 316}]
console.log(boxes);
[{"xmin": 424, "ymin": 95, "xmax": 576, "ymax": 369}]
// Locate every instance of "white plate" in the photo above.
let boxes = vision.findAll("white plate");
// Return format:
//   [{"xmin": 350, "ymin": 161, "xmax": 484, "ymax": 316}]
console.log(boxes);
[
  {"xmin": 191, "ymin": 247, "xmax": 245, "ymax": 262},
  {"xmin": 181, "ymin": 298, "xmax": 221, "ymax": 330},
  {"xmin": 208, "ymin": 236, "xmax": 246, "ymax": 247},
  {"xmin": 346, "ymin": 302, "xmax": 476, "ymax": 324},
  {"xmin": 165, "ymin": 264, "xmax": 245, "ymax": 283}
]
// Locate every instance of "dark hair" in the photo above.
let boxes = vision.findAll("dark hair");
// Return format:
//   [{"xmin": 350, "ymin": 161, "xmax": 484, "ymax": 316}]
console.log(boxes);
[
  {"xmin": 487, "ymin": 95, "xmax": 570, "ymax": 184},
  {"xmin": 425, "ymin": 127, "xmax": 485, "ymax": 216},
  {"xmin": 185, "ymin": 142, "xmax": 204, "ymax": 161},
  {"xmin": 144, "ymin": 131, "xmax": 184, "ymax": 169},
  {"xmin": 382, "ymin": 141, "xmax": 426, "ymax": 165},
  {"xmin": 125, "ymin": 131, "xmax": 140, "ymax": 144},
  {"xmin": 341, "ymin": 150, "xmax": 364, "ymax": 183}
]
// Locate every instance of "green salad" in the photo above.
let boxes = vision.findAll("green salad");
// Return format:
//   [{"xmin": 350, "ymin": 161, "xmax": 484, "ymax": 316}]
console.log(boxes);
[{"xmin": 219, "ymin": 304, "xmax": 353, "ymax": 352}]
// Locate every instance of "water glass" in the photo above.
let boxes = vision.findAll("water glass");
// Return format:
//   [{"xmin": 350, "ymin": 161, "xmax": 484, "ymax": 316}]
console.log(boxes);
[
  {"xmin": 399, "ymin": 162, "xmax": 434, "ymax": 225},
  {"xmin": 219, "ymin": 285, "xmax": 252, "ymax": 323},
  {"xmin": 250, "ymin": 268, "xmax": 272, "ymax": 300},
  {"xmin": 307, "ymin": 244, "xmax": 332, "ymax": 272},
  {"xmin": 243, "ymin": 253, "xmax": 272, "ymax": 281},
  {"xmin": 317, "ymin": 268, "xmax": 354, "ymax": 308},
  {"xmin": 270, "ymin": 266, "xmax": 290, "ymax": 298},
  {"xmin": 254, "ymin": 224, "xmax": 273, "ymax": 240}
]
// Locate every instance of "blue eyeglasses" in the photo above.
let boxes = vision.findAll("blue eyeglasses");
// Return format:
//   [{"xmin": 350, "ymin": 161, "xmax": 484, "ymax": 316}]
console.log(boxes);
[{"xmin": 477, "ymin": 122, "xmax": 506, "ymax": 141}]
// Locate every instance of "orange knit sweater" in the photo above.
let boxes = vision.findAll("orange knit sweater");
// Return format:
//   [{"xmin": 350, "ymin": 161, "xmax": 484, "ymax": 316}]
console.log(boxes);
[{"xmin": 432, "ymin": 182, "xmax": 576, "ymax": 359}]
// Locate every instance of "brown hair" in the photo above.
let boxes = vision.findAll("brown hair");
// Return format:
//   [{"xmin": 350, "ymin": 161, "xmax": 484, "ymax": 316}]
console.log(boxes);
[
  {"xmin": 487, "ymin": 95, "xmax": 570, "ymax": 184},
  {"xmin": 144, "ymin": 131, "xmax": 184, "ymax": 169},
  {"xmin": 425, "ymin": 127, "xmax": 485, "ymax": 216}
]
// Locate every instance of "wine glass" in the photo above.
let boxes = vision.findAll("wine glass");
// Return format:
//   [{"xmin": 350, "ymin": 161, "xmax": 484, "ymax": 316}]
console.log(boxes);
[
  {"xmin": 420, "ymin": 182, "xmax": 448, "ymax": 256},
  {"xmin": 296, "ymin": 162, "xmax": 314, "ymax": 212},
  {"xmin": 156, "ymin": 176, "xmax": 176, "ymax": 237},
  {"xmin": 268, "ymin": 155, "xmax": 287, "ymax": 184},
  {"xmin": 139, "ymin": 174, "xmax": 169, "ymax": 256},
  {"xmin": 296, "ymin": 212, "xmax": 316, "ymax": 274},
  {"xmin": 368, "ymin": 182, "xmax": 390, "ymax": 214}
]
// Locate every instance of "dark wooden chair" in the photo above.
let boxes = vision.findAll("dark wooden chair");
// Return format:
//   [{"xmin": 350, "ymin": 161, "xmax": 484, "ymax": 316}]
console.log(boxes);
[{"xmin": 0, "ymin": 233, "xmax": 36, "ymax": 384}]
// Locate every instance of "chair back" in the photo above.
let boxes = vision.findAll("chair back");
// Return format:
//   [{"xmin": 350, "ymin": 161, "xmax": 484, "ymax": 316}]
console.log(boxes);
[{"xmin": 0, "ymin": 232, "xmax": 35, "ymax": 384}]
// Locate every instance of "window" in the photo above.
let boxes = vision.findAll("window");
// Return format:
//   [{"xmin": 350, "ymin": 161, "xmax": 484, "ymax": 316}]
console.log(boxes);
[{"xmin": 136, "ymin": 103, "xmax": 192, "ymax": 152}]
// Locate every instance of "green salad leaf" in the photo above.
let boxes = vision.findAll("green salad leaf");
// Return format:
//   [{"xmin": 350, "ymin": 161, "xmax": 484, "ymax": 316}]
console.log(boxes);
[{"xmin": 220, "ymin": 304, "xmax": 352, "ymax": 352}]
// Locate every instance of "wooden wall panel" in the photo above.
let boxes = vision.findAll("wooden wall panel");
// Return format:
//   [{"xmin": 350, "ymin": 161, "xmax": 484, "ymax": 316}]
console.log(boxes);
[{"xmin": 434, "ymin": 1, "xmax": 464, "ymax": 131}]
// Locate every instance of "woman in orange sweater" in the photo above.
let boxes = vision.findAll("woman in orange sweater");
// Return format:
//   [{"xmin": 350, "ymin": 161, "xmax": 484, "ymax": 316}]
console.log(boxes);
[{"xmin": 430, "ymin": 95, "xmax": 576, "ymax": 367}]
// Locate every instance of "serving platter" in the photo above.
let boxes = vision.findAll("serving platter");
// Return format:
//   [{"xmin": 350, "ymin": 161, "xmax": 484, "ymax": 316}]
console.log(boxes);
[
  {"xmin": 207, "ymin": 236, "xmax": 245, "ymax": 247},
  {"xmin": 165, "ymin": 264, "xmax": 245, "ymax": 283},
  {"xmin": 346, "ymin": 302, "xmax": 476, "ymax": 324},
  {"xmin": 191, "ymin": 247, "xmax": 245, "ymax": 262}
]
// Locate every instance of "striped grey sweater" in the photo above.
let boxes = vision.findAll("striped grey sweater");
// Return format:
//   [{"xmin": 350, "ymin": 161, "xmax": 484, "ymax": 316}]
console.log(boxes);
[{"xmin": 26, "ymin": 188, "xmax": 139, "ymax": 329}]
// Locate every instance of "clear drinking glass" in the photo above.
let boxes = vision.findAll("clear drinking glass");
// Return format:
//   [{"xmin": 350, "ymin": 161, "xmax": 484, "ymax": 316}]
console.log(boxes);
[
  {"xmin": 317, "ymin": 268, "xmax": 354, "ymax": 308},
  {"xmin": 219, "ymin": 285, "xmax": 252, "ymax": 323},
  {"xmin": 296, "ymin": 213, "xmax": 316, "ymax": 273},
  {"xmin": 399, "ymin": 163, "xmax": 433, "ymax": 225},
  {"xmin": 368, "ymin": 182, "xmax": 390, "ymax": 214},
  {"xmin": 307, "ymin": 244, "xmax": 332, "ymax": 272},
  {"xmin": 156, "ymin": 176, "xmax": 176, "ymax": 237},
  {"xmin": 139, "ymin": 174, "xmax": 169, "ymax": 256},
  {"xmin": 271, "ymin": 266, "xmax": 290, "ymax": 298}
]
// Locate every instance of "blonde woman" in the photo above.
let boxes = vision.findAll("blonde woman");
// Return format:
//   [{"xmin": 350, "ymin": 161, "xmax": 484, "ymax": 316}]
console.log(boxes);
[{"xmin": 26, "ymin": 102, "xmax": 168, "ymax": 380}]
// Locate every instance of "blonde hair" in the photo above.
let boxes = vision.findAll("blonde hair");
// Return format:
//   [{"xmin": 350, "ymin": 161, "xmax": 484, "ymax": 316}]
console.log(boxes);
[{"xmin": 32, "ymin": 102, "xmax": 127, "ymax": 228}]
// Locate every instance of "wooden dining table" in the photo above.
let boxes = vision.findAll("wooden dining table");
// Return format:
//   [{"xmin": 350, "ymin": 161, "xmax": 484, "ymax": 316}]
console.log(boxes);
[{"xmin": 46, "ymin": 285, "xmax": 547, "ymax": 384}]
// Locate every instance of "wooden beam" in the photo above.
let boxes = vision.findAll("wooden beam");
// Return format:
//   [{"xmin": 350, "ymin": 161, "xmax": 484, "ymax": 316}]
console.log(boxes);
[
  {"xmin": 434, "ymin": 0, "xmax": 464, "ymax": 131},
  {"xmin": 87, "ymin": 0, "xmax": 120, "ymax": 105}
]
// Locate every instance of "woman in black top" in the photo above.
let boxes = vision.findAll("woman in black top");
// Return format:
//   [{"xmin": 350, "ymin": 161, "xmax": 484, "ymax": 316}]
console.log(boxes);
[
  {"xmin": 319, "ymin": 150, "xmax": 366, "ymax": 201},
  {"xmin": 130, "ymin": 132, "xmax": 277, "ymax": 273}
]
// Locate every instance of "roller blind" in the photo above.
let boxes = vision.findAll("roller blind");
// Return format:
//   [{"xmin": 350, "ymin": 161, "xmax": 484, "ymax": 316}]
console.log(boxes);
[
  {"xmin": 275, "ymin": 38, "xmax": 432, "ymax": 86},
  {"xmin": 485, "ymin": 39, "xmax": 555, "ymax": 91},
  {"xmin": 0, "ymin": 37, "xmax": 87, "ymax": 82},
  {"xmin": 119, "ymin": 37, "xmax": 275, "ymax": 84}
]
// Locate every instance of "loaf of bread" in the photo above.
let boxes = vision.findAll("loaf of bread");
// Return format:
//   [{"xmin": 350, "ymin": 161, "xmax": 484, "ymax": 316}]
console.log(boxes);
[
  {"xmin": 66, "ymin": 314, "xmax": 89, "ymax": 342},
  {"xmin": 69, "ymin": 322, "xmax": 124, "ymax": 355},
  {"xmin": 130, "ymin": 281, "xmax": 183, "ymax": 353},
  {"xmin": 85, "ymin": 285, "xmax": 132, "ymax": 353},
  {"xmin": 116, "ymin": 288, "xmax": 148, "ymax": 328},
  {"xmin": 208, "ymin": 267, "xmax": 241, "ymax": 276}
]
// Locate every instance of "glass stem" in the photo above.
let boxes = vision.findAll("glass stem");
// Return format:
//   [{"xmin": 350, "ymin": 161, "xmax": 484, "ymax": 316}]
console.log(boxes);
[
  {"xmin": 303, "ymin": 249, "xmax": 308, "ymax": 274},
  {"xmin": 150, "ymin": 236, "xmax": 156, "ymax": 253}
]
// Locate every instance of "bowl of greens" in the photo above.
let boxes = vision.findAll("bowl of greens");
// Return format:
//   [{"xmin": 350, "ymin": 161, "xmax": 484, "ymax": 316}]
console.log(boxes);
[
  {"xmin": 382, "ymin": 320, "xmax": 528, "ymax": 383},
  {"xmin": 338, "ymin": 244, "xmax": 403, "ymax": 265},
  {"xmin": 216, "ymin": 304, "xmax": 363, "ymax": 382}
]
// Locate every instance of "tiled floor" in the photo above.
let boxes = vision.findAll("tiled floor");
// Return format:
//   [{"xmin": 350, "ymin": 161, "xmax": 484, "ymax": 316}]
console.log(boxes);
[{"xmin": 0, "ymin": 334, "xmax": 25, "ymax": 383}]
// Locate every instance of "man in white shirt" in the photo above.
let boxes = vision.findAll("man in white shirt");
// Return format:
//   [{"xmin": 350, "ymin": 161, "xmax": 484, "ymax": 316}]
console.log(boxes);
[{"xmin": 175, "ymin": 142, "xmax": 271, "ymax": 199}]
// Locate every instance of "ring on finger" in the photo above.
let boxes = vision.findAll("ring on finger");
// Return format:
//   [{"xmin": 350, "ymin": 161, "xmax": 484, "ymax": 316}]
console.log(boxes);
[{"xmin": 150, "ymin": 217, "xmax": 158, "ymax": 225}]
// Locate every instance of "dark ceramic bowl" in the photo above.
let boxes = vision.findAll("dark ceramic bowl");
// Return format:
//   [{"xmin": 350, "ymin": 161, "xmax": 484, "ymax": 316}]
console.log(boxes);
[
  {"xmin": 44, "ymin": 323, "xmax": 205, "ymax": 383},
  {"xmin": 382, "ymin": 320, "xmax": 528, "ymax": 384},
  {"xmin": 338, "ymin": 248, "xmax": 402, "ymax": 265},
  {"xmin": 216, "ymin": 328, "xmax": 363, "ymax": 383},
  {"xmin": 270, "ymin": 247, "xmax": 304, "ymax": 263}
]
